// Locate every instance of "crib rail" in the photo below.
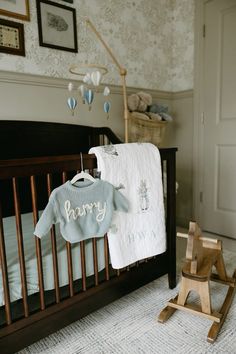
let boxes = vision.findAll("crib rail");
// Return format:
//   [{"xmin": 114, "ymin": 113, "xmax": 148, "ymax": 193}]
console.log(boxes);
[{"xmin": 0, "ymin": 147, "xmax": 177, "ymax": 351}]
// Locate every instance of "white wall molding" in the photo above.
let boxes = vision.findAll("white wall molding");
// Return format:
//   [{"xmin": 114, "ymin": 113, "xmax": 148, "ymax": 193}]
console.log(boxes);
[
  {"xmin": 0, "ymin": 71, "xmax": 194, "ymax": 100},
  {"xmin": 0, "ymin": 71, "xmax": 72, "ymax": 89},
  {"xmin": 172, "ymin": 90, "xmax": 193, "ymax": 100}
]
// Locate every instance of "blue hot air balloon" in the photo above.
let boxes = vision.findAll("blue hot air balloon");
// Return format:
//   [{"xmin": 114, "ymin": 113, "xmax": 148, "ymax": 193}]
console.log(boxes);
[
  {"xmin": 104, "ymin": 101, "xmax": 111, "ymax": 119},
  {"xmin": 84, "ymin": 89, "xmax": 94, "ymax": 111},
  {"xmin": 67, "ymin": 97, "xmax": 77, "ymax": 115}
]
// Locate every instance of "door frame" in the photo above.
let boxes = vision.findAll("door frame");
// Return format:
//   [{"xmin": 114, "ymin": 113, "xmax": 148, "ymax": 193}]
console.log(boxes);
[{"xmin": 193, "ymin": 0, "xmax": 210, "ymax": 225}]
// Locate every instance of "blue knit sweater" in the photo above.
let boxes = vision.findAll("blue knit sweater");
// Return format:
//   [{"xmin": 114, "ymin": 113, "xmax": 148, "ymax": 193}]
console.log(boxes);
[{"xmin": 34, "ymin": 180, "xmax": 128, "ymax": 243}]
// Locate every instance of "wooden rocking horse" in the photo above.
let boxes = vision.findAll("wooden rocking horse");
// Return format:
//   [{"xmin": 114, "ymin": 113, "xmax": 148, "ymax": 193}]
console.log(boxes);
[{"xmin": 158, "ymin": 221, "xmax": 236, "ymax": 343}]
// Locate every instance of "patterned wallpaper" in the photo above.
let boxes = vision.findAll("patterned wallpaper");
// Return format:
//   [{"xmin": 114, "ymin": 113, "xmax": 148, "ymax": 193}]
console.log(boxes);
[
  {"xmin": 172, "ymin": 0, "xmax": 195, "ymax": 91},
  {"xmin": 0, "ymin": 0, "xmax": 194, "ymax": 92}
]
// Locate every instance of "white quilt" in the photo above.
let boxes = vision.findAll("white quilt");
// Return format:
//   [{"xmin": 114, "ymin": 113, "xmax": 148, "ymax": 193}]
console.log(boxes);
[{"xmin": 90, "ymin": 143, "xmax": 166, "ymax": 269}]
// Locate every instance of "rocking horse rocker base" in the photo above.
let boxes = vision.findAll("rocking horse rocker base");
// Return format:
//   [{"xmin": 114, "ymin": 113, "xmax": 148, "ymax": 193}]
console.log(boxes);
[{"xmin": 158, "ymin": 222, "xmax": 236, "ymax": 343}]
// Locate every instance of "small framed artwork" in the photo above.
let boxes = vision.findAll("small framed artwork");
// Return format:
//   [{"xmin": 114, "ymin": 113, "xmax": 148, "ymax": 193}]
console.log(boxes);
[
  {"xmin": 0, "ymin": 18, "xmax": 25, "ymax": 56},
  {"xmin": 36, "ymin": 0, "xmax": 78, "ymax": 53},
  {"xmin": 0, "ymin": 0, "xmax": 30, "ymax": 21}
]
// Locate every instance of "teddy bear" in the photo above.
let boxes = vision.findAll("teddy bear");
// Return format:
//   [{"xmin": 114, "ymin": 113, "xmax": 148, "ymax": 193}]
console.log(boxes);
[
  {"xmin": 147, "ymin": 103, "xmax": 173, "ymax": 122},
  {"xmin": 128, "ymin": 91, "xmax": 173, "ymax": 122},
  {"xmin": 127, "ymin": 91, "xmax": 152, "ymax": 113}
]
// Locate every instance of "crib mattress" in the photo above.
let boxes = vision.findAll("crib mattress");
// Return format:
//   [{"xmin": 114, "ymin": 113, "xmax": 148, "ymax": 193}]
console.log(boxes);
[{"xmin": 0, "ymin": 212, "xmax": 105, "ymax": 306}]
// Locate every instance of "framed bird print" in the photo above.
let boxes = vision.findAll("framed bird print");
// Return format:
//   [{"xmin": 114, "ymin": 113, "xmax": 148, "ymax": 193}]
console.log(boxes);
[{"xmin": 36, "ymin": 0, "xmax": 78, "ymax": 53}]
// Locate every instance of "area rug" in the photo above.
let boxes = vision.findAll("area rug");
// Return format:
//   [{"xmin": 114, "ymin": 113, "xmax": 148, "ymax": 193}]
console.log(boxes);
[{"xmin": 19, "ymin": 250, "xmax": 236, "ymax": 354}]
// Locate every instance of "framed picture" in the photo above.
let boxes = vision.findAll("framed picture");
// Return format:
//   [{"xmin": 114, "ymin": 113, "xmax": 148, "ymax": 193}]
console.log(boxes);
[
  {"xmin": 0, "ymin": 0, "xmax": 30, "ymax": 21},
  {"xmin": 0, "ymin": 18, "xmax": 25, "ymax": 56},
  {"xmin": 36, "ymin": 0, "xmax": 78, "ymax": 53}
]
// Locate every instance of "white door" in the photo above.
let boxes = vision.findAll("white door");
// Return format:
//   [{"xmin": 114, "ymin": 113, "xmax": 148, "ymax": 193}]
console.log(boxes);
[{"xmin": 202, "ymin": 0, "xmax": 236, "ymax": 238}]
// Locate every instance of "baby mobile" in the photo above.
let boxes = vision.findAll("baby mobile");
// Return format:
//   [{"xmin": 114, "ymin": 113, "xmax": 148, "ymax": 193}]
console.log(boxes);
[{"xmin": 67, "ymin": 68, "xmax": 111, "ymax": 119}]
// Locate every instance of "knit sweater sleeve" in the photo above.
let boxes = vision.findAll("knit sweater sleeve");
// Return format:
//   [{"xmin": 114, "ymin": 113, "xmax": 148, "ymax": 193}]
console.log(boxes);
[
  {"xmin": 113, "ymin": 188, "xmax": 129, "ymax": 212},
  {"xmin": 34, "ymin": 197, "xmax": 57, "ymax": 238}
]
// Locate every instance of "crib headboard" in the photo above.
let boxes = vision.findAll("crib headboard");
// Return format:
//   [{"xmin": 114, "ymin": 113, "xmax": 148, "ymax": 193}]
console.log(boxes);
[
  {"xmin": 0, "ymin": 120, "xmax": 122, "ymax": 217},
  {"xmin": 0, "ymin": 120, "xmax": 121, "ymax": 159}
]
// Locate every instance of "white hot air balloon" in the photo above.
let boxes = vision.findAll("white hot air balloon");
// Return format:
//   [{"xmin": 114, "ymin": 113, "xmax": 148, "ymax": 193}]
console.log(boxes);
[
  {"xmin": 78, "ymin": 84, "xmax": 85, "ymax": 104},
  {"xmin": 83, "ymin": 73, "xmax": 92, "ymax": 85},
  {"xmin": 68, "ymin": 82, "xmax": 74, "ymax": 92},
  {"xmin": 91, "ymin": 71, "xmax": 102, "ymax": 86},
  {"xmin": 103, "ymin": 86, "xmax": 110, "ymax": 96}
]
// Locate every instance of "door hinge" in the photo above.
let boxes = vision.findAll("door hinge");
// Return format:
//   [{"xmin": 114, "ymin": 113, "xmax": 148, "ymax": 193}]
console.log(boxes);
[{"xmin": 200, "ymin": 191, "xmax": 203, "ymax": 203}]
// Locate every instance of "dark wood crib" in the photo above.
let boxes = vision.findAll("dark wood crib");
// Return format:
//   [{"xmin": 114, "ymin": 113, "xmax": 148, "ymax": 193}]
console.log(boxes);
[{"xmin": 0, "ymin": 121, "xmax": 177, "ymax": 354}]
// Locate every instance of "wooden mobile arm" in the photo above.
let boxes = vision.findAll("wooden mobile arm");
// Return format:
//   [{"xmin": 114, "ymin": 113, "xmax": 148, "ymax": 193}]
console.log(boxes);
[{"xmin": 85, "ymin": 18, "xmax": 129, "ymax": 143}]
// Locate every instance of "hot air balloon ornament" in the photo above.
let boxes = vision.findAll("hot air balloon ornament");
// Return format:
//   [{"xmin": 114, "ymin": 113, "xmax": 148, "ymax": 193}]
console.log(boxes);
[
  {"xmin": 68, "ymin": 63, "xmax": 109, "ymax": 114},
  {"xmin": 78, "ymin": 84, "xmax": 86, "ymax": 104},
  {"xmin": 91, "ymin": 71, "xmax": 102, "ymax": 87},
  {"xmin": 104, "ymin": 101, "xmax": 111, "ymax": 119},
  {"xmin": 84, "ymin": 89, "xmax": 94, "ymax": 111},
  {"xmin": 67, "ymin": 97, "xmax": 77, "ymax": 116},
  {"xmin": 83, "ymin": 72, "xmax": 92, "ymax": 85},
  {"xmin": 68, "ymin": 82, "xmax": 74, "ymax": 92},
  {"xmin": 103, "ymin": 86, "xmax": 110, "ymax": 97}
]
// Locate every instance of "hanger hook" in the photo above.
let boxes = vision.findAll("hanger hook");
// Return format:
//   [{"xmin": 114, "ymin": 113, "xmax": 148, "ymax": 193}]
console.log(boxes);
[{"xmin": 80, "ymin": 152, "xmax": 84, "ymax": 171}]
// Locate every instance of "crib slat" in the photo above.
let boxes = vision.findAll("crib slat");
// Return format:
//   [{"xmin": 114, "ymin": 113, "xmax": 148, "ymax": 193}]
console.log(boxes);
[
  {"xmin": 66, "ymin": 242, "xmax": 74, "ymax": 297},
  {"xmin": 12, "ymin": 178, "xmax": 29, "ymax": 317},
  {"xmin": 62, "ymin": 171, "xmax": 74, "ymax": 297},
  {"xmin": 80, "ymin": 241, "xmax": 86, "ymax": 291},
  {"xmin": 62, "ymin": 171, "xmax": 67, "ymax": 184},
  {"xmin": 92, "ymin": 238, "xmax": 99, "ymax": 286},
  {"xmin": 47, "ymin": 174, "xmax": 60, "ymax": 303},
  {"xmin": 30, "ymin": 175, "xmax": 45, "ymax": 310},
  {"xmin": 104, "ymin": 234, "xmax": 109, "ymax": 280},
  {"xmin": 0, "ymin": 201, "xmax": 12, "ymax": 325}
]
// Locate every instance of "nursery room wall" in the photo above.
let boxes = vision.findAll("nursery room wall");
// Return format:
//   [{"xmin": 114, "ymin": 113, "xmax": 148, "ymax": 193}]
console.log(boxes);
[{"xmin": 0, "ymin": 0, "xmax": 194, "ymax": 227}]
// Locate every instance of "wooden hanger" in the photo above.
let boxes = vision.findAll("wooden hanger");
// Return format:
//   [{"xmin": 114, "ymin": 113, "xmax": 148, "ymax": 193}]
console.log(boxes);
[{"xmin": 71, "ymin": 153, "xmax": 95, "ymax": 184}]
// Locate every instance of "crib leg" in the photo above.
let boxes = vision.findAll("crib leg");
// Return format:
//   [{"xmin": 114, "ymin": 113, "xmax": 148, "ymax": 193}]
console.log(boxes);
[
  {"xmin": 168, "ymin": 234, "xmax": 176, "ymax": 289},
  {"xmin": 168, "ymin": 269, "xmax": 176, "ymax": 289}
]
